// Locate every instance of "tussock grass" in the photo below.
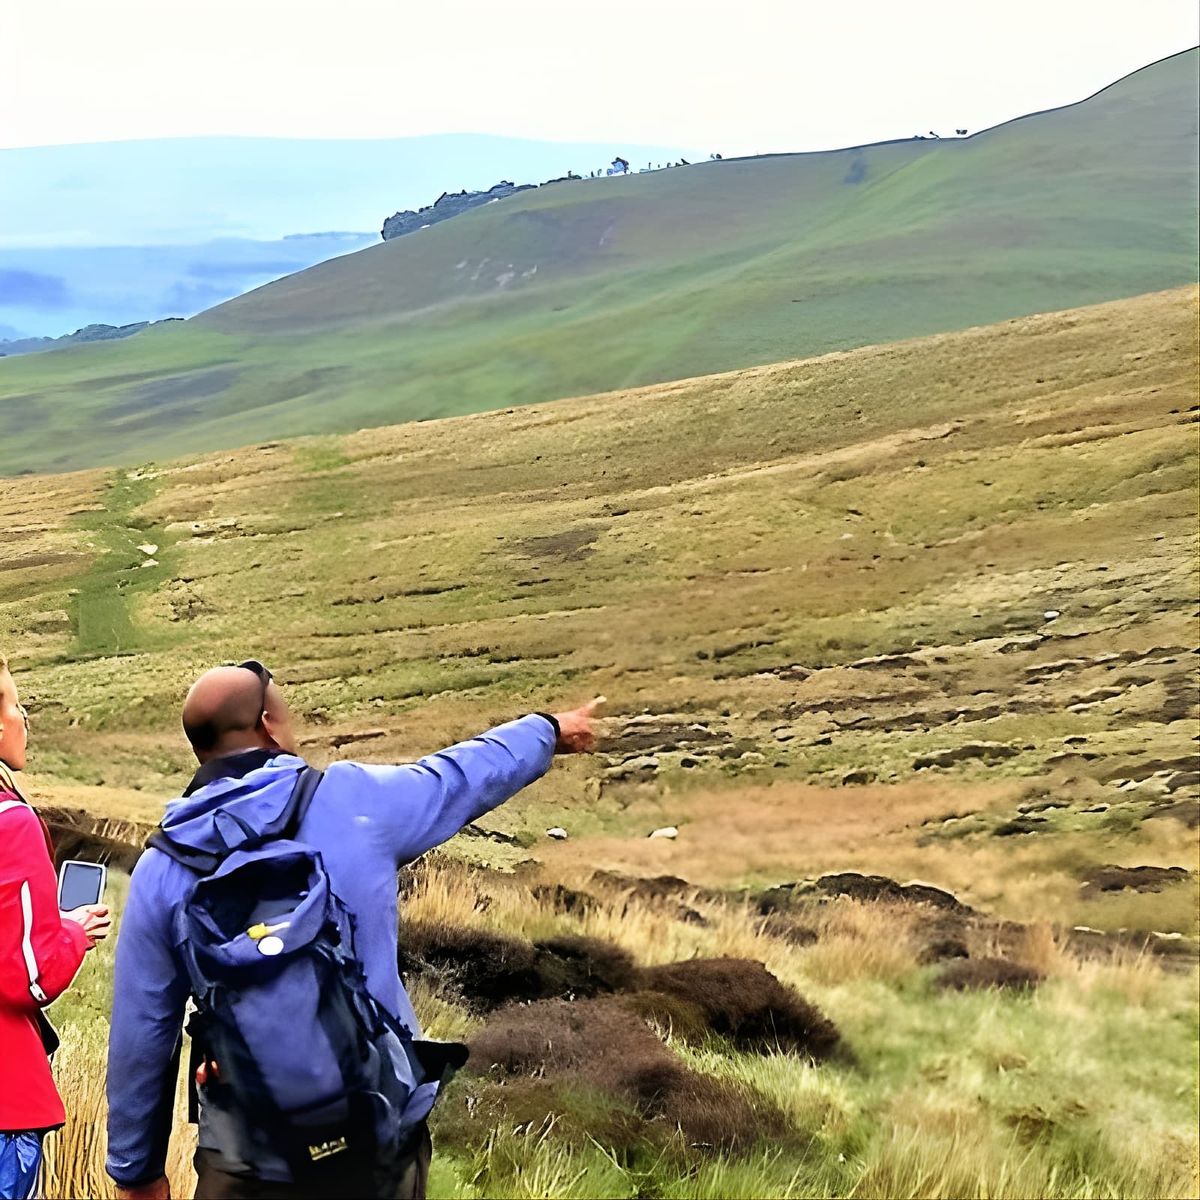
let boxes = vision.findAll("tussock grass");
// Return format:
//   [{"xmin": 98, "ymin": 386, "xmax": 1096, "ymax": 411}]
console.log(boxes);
[
  {"xmin": 793, "ymin": 900, "xmax": 923, "ymax": 986},
  {"xmin": 41, "ymin": 859, "xmax": 1200, "ymax": 1200}
]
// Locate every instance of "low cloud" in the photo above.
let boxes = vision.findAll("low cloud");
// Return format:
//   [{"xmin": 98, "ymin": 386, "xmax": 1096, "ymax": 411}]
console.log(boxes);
[
  {"xmin": 0, "ymin": 269, "xmax": 71, "ymax": 308},
  {"xmin": 160, "ymin": 279, "xmax": 242, "ymax": 314},
  {"xmin": 186, "ymin": 259, "xmax": 300, "ymax": 278}
]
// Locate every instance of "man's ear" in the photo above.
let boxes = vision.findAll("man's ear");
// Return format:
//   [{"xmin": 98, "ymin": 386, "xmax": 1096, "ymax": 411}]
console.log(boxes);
[{"xmin": 260, "ymin": 707, "xmax": 283, "ymax": 748}]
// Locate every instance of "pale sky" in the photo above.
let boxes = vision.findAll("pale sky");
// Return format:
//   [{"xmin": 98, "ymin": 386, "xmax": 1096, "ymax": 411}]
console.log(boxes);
[{"xmin": 3, "ymin": 0, "xmax": 1197, "ymax": 154}]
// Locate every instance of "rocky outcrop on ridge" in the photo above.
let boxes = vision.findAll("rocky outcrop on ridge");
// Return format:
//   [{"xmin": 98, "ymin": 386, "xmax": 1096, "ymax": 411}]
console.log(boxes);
[{"xmin": 380, "ymin": 181, "xmax": 536, "ymax": 240}]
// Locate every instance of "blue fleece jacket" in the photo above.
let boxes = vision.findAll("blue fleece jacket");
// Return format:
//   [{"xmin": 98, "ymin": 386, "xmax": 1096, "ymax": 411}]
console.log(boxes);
[{"xmin": 105, "ymin": 714, "xmax": 556, "ymax": 1187}]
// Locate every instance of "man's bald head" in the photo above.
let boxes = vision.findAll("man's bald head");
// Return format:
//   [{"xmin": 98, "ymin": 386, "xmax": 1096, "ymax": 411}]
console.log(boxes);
[{"xmin": 182, "ymin": 665, "xmax": 297, "ymax": 763}]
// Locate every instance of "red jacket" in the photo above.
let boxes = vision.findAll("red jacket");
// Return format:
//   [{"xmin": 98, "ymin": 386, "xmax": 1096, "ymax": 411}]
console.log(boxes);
[{"xmin": 0, "ymin": 781, "xmax": 90, "ymax": 1132}]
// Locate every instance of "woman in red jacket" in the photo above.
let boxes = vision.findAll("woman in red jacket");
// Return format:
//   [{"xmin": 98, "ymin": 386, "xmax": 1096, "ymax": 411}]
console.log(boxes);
[{"xmin": 0, "ymin": 656, "xmax": 110, "ymax": 1200}]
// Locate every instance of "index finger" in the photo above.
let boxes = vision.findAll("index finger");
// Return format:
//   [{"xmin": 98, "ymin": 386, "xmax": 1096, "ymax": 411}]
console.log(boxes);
[{"xmin": 583, "ymin": 695, "xmax": 607, "ymax": 715}]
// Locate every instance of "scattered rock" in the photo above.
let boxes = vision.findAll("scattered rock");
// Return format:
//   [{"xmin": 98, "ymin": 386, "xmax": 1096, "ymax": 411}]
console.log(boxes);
[
  {"xmin": 459, "ymin": 823, "xmax": 521, "ymax": 846},
  {"xmin": 1102, "ymin": 756, "xmax": 1199, "ymax": 783},
  {"xmin": 1017, "ymin": 798, "xmax": 1070, "ymax": 814},
  {"xmin": 1068, "ymin": 924, "xmax": 1200, "ymax": 963},
  {"xmin": 993, "ymin": 816, "xmax": 1048, "ymax": 836},
  {"xmin": 848, "ymin": 652, "xmax": 919, "ymax": 671},
  {"xmin": 649, "ymin": 826, "xmax": 678, "ymax": 840},
  {"xmin": 1066, "ymin": 687, "xmax": 1125, "ymax": 712},
  {"xmin": 841, "ymin": 770, "xmax": 875, "ymax": 786},
  {"xmin": 1144, "ymin": 800, "xmax": 1200, "ymax": 828},
  {"xmin": 136, "ymin": 543, "xmax": 158, "ymax": 556},
  {"xmin": 914, "ymin": 742, "xmax": 1019, "ymax": 769},
  {"xmin": 545, "ymin": 827, "xmax": 569, "ymax": 840},
  {"xmin": 1043, "ymin": 610, "xmax": 1061, "ymax": 621},
  {"xmin": 604, "ymin": 755, "xmax": 659, "ymax": 781},
  {"xmin": 1165, "ymin": 771, "xmax": 1200, "ymax": 792},
  {"xmin": 330, "ymin": 728, "xmax": 387, "ymax": 748},
  {"xmin": 381, "ymin": 180, "xmax": 536, "ymax": 240}
]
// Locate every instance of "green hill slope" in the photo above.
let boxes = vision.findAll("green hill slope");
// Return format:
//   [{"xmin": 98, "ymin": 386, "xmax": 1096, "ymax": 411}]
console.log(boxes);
[
  {"xmin": 2, "ymin": 289, "xmax": 1198, "ymax": 1200},
  {"xmin": 1, "ymin": 49, "xmax": 1196, "ymax": 475}
]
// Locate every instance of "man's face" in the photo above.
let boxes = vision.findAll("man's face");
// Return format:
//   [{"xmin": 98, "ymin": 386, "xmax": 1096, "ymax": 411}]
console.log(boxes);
[{"xmin": 0, "ymin": 667, "xmax": 29, "ymax": 771}]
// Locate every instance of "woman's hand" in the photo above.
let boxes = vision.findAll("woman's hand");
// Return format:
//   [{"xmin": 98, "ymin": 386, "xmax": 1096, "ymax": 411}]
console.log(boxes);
[{"xmin": 64, "ymin": 904, "xmax": 111, "ymax": 947}]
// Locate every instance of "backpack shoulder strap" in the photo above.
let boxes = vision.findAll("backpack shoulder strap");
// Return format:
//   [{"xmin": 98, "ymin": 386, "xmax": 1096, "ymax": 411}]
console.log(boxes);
[{"xmin": 282, "ymin": 766, "xmax": 325, "ymax": 841}]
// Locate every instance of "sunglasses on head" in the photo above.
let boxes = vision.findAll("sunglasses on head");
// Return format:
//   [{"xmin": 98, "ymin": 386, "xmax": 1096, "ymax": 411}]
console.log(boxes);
[{"xmin": 237, "ymin": 660, "xmax": 272, "ymax": 727}]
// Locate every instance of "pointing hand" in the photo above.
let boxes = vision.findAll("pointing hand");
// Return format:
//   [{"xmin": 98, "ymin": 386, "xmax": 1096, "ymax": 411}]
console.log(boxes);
[{"xmin": 551, "ymin": 697, "xmax": 605, "ymax": 754}]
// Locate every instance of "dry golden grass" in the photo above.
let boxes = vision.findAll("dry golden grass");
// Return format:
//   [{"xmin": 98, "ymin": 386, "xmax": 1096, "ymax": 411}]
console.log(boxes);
[
  {"xmin": 792, "ymin": 900, "xmax": 921, "ymax": 986},
  {"xmin": 539, "ymin": 776, "xmax": 1023, "ymax": 882},
  {"xmin": 40, "ymin": 855, "xmax": 1199, "ymax": 1200},
  {"xmin": 45, "ymin": 1024, "xmax": 197, "ymax": 1200}
]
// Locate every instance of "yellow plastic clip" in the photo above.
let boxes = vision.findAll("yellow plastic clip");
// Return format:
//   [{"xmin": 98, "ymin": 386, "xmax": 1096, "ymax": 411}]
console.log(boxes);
[{"xmin": 247, "ymin": 921, "xmax": 289, "ymax": 940}]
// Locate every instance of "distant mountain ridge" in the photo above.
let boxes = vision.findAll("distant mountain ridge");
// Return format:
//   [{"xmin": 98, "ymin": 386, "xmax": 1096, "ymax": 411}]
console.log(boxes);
[
  {"xmin": 0, "ymin": 134, "xmax": 686, "ymax": 339},
  {"xmin": 0, "ymin": 318, "xmax": 184, "ymax": 358},
  {"xmin": 0, "ymin": 49, "xmax": 1195, "ymax": 475}
]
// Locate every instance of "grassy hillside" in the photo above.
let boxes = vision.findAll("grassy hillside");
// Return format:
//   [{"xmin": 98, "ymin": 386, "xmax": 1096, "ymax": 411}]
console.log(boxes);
[
  {"xmin": 2, "ymin": 288, "xmax": 1197, "ymax": 1198},
  {"xmin": 1, "ymin": 51, "xmax": 1196, "ymax": 476},
  {"xmin": 0, "ymin": 285, "xmax": 1194, "ymax": 864}
]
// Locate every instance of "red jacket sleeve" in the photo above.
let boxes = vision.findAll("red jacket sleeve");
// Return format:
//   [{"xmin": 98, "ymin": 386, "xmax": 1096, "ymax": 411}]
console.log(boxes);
[{"xmin": 0, "ymin": 803, "xmax": 89, "ymax": 1011}]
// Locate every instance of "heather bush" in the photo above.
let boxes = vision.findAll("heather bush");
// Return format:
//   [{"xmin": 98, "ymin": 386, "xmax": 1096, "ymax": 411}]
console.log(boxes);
[
  {"xmin": 639, "ymin": 958, "xmax": 843, "ymax": 1058},
  {"xmin": 466, "ymin": 997, "xmax": 795, "ymax": 1155},
  {"xmin": 935, "ymin": 956, "xmax": 1043, "ymax": 991}
]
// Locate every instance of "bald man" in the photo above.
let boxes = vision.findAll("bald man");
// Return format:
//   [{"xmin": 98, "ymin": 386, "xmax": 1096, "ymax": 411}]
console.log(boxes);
[{"xmin": 106, "ymin": 661, "xmax": 601, "ymax": 1200}]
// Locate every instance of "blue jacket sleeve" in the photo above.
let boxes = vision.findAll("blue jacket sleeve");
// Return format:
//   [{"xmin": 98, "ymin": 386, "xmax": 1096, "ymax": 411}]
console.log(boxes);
[
  {"xmin": 105, "ymin": 851, "xmax": 190, "ymax": 1188},
  {"xmin": 329, "ymin": 714, "xmax": 557, "ymax": 865}
]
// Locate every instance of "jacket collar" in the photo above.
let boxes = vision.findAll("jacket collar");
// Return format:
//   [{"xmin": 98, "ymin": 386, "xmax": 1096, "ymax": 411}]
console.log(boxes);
[
  {"xmin": 182, "ymin": 748, "xmax": 282, "ymax": 797},
  {"xmin": 0, "ymin": 761, "xmax": 24, "ymax": 800}
]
